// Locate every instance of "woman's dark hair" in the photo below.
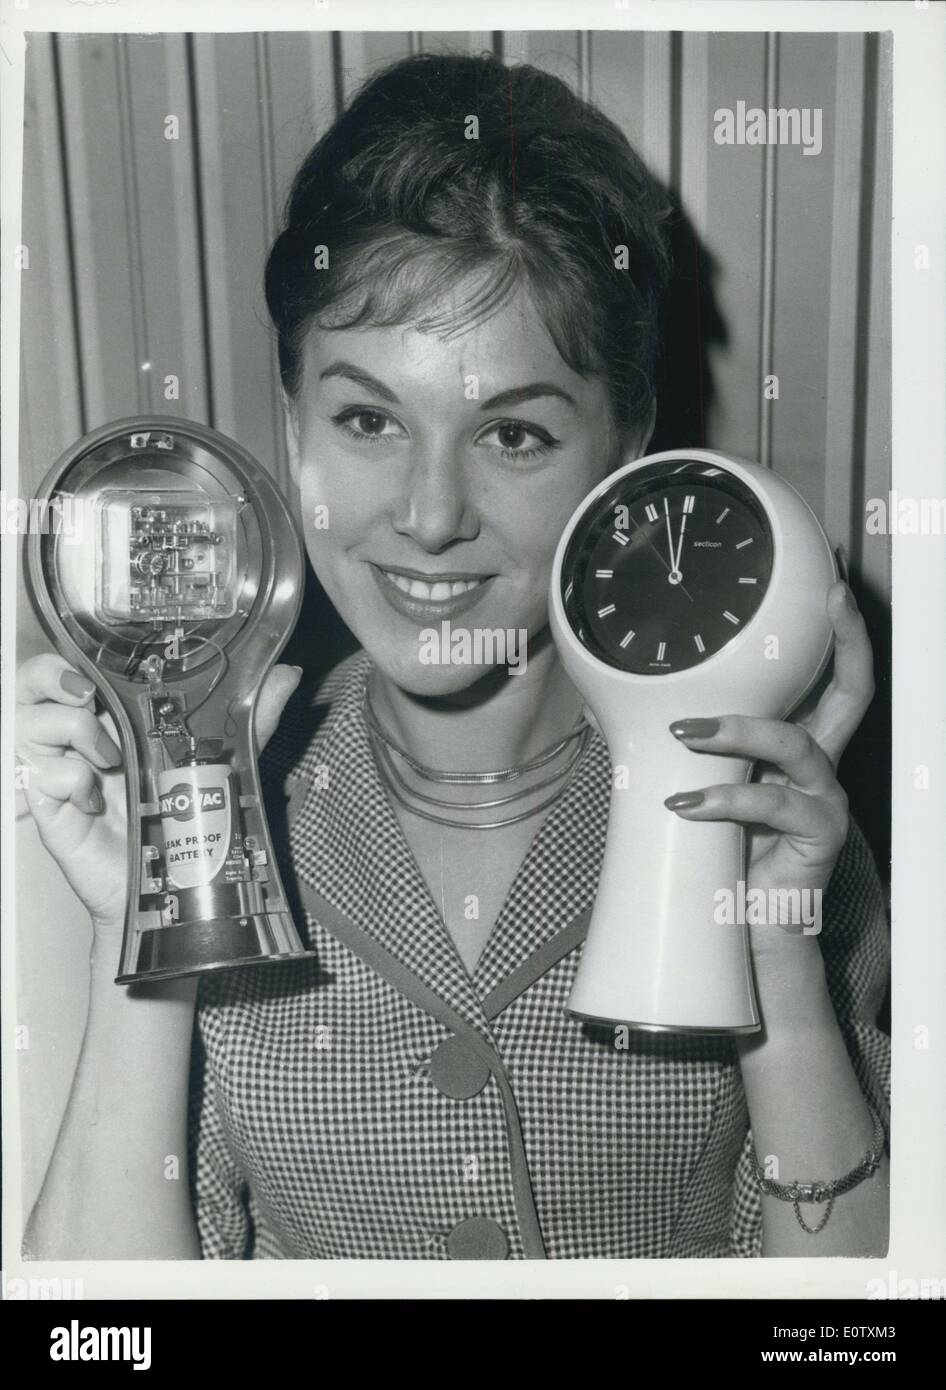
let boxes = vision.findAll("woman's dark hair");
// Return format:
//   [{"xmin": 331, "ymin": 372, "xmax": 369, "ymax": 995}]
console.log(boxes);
[{"xmin": 265, "ymin": 51, "xmax": 672, "ymax": 440}]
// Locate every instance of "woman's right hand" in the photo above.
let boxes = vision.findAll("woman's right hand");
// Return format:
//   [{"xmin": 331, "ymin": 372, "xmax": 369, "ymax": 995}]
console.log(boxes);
[
  {"xmin": 15, "ymin": 653, "xmax": 304, "ymax": 940},
  {"xmin": 17, "ymin": 650, "xmax": 304, "ymax": 1262}
]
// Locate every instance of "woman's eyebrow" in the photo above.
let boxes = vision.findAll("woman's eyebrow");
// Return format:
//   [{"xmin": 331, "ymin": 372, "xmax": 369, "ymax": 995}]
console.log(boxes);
[
  {"xmin": 318, "ymin": 362, "xmax": 400, "ymax": 402},
  {"xmin": 318, "ymin": 363, "xmax": 577, "ymax": 412},
  {"xmin": 479, "ymin": 382, "xmax": 577, "ymax": 410}
]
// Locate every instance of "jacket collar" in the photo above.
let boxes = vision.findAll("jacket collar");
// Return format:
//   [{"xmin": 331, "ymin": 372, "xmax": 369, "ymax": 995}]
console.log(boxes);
[{"xmin": 288, "ymin": 653, "xmax": 610, "ymax": 1039}]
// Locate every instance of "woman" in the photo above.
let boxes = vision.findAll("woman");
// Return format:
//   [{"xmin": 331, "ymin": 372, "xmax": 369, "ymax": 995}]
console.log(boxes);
[{"xmin": 18, "ymin": 52, "xmax": 889, "ymax": 1261}]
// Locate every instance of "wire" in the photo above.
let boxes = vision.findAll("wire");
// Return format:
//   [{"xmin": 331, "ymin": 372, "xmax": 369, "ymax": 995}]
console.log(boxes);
[{"xmin": 182, "ymin": 632, "xmax": 229, "ymax": 717}]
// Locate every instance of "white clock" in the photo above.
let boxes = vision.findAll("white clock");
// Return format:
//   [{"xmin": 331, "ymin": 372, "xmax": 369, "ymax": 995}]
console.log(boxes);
[{"xmin": 549, "ymin": 449, "xmax": 838, "ymax": 1033}]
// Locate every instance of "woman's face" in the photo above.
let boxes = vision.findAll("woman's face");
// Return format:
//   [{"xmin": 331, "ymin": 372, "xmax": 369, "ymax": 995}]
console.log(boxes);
[{"xmin": 285, "ymin": 280, "xmax": 648, "ymax": 694}]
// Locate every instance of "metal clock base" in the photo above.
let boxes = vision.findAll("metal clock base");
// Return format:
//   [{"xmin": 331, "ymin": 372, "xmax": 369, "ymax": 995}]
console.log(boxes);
[{"xmin": 116, "ymin": 912, "xmax": 315, "ymax": 984}]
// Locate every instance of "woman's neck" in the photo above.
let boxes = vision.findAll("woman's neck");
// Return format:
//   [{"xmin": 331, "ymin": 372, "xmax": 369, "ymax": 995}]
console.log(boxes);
[{"xmin": 367, "ymin": 629, "xmax": 586, "ymax": 775}]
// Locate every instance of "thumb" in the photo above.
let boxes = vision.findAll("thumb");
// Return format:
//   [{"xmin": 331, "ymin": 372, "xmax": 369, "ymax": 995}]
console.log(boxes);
[{"xmin": 254, "ymin": 664, "xmax": 303, "ymax": 752}]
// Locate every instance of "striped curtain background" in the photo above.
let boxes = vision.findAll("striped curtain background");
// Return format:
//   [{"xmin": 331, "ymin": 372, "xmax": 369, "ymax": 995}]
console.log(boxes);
[
  {"xmin": 20, "ymin": 29, "xmax": 892, "ymax": 566},
  {"xmin": 18, "ymin": 27, "xmax": 892, "ymax": 839}
]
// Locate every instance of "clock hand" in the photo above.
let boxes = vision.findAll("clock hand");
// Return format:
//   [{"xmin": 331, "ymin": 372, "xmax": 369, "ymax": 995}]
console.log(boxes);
[
  {"xmin": 672, "ymin": 513, "xmax": 688, "ymax": 574},
  {"xmin": 663, "ymin": 498, "xmax": 676, "ymax": 570},
  {"xmin": 628, "ymin": 514, "xmax": 695, "ymax": 602}
]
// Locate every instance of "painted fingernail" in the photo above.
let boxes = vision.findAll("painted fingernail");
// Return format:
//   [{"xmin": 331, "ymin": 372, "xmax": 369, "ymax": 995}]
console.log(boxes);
[
  {"xmin": 60, "ymin": 670, "xmax": 95, "ymax": 700},
  {"xmin": 85, "ymin": 787, "xmax": 105, "ymax": 815},
  {"xmin": 665, "ymin": 791, "xmax": 705, "ymax": 810},
  {"xmin": 844, "ymin": 584, "xmax": 858, "ymax": 614},
  {"xmin": 94, "ymin": 729, "xmax": 122, "ymax": 766},
  {"xmin": 670, "ymin": 718, "xmax": 719, "ymax": 740}
]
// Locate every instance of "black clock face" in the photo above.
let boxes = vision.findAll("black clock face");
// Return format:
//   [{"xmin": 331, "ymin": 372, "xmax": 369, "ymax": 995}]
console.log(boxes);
[{"xmin": 561, "ymin": 460, "xmax": 774, "ymax": 674}]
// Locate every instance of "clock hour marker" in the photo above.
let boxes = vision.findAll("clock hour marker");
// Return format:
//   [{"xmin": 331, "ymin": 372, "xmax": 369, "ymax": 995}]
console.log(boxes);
[
  {"xmin": 595, "ymin": 569, "xmax": 613, "ymax": 579},
  {"xmin": 612, "ymin": 530, "xmax": 629, "ymax": 546},
  {"xmin": 619, "ymin": 629, "xmax": 636, "ymax": 648},
  {"xmin": 597, "ymin": 604, "xmax": 616, "ymax": 618},
  {"xmin": 694, "ymin": 634, "xmax": 705, "ymax": 653},
  {"xmin": 656, "ymin": 641, "xmax": 667, "ymax": 661},
  {"xmin": 715, "ymin": 507, "xmax": 730, "ymax": 524},
  {"xmin": 644, "ymin": 503, "xmax": 659, "ymax": 523},
  {"xmin": 723, "ymin": 610, "xmax": 740, "ymax": 625},
  {"xmin": 683, "ymin": 494, "xmax": 695, "ymax": 514},
  {"xmin": 735, "ymin": 538, "xmax": 753, "ymax": 549},
  {"xmin": 738, "ymin": 577, "xmax": 757, "ymax": 584}
]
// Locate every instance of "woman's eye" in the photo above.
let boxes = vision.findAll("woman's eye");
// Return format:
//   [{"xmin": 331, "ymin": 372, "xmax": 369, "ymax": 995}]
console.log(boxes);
[
  {"xmin": 331, "ymin": 409, "xmax": 559, "ymax": 461},
  {"xmin": 479, "ymin": 419, "xmax": 560, "ymax": 462},
  {"xmin": 332, "ymin": 408, "xmax": 406, "ymax": 443}
]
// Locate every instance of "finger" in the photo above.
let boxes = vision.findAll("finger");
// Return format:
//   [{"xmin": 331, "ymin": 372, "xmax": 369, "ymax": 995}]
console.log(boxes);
[
  {"xmin": 23, "ymin": 753, "xmax": 105, "ymax": 816},
  {"xmin": 16, "ymin": 653, "xmax": 97, "ymax": 708},
  {"xmin": 254, "ymin": 664, "xmax": 303, "ymax": 751},
  {"xmin": 669, "ymin": 713, "xmax": 837, "ymax": 795},
  {"xmin": 803, "ymin": 582, "xmax": 875, "ymax": 762},
  {"xmin": 665, "ymin": 781, "xmax": 847, "ymax": 848},
  {"xmin": 19, "ymin": 703, "xmax": 122, "ymax": 768},
  {"xmin": 825, "ymin": 581, "xmax": 875, "ymax": 706}
]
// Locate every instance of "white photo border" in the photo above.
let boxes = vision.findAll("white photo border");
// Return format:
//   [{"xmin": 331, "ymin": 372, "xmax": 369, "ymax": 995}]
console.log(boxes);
[{"xmin": 2, "ymin": 0, "xmax": 943, "ymax": 1301}]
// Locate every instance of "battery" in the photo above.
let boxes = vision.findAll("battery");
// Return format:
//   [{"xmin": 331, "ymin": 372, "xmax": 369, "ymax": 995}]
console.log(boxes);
[{"xmin": 156, "ymin": 762, "xmax": 235, "ymax": 891}]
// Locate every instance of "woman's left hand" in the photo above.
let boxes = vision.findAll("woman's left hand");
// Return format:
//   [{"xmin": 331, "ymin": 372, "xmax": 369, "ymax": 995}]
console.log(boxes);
[{"xmin": 664, "ymin": 580, "xmax": 874, "ymax": 958}]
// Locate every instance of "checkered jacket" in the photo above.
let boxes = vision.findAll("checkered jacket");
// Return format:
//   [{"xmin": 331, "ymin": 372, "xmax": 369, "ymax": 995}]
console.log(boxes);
[{"xmin": 189, "ymin": 651, "xmax": 891, "ymax": 1260}]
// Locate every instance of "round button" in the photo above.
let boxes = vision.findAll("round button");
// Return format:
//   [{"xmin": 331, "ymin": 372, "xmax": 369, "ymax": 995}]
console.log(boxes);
[
  {"xmin": 446, "ymin": 1217, "xmax": 509, "ymax": 1260},
  {"xmin": 429, "ymin": 1035, "xmax": 491, "ymax": 1100}
]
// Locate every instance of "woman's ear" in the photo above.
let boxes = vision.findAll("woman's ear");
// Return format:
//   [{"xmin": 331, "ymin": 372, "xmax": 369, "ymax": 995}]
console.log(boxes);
[{"xmin": 281, "ymin": 389, "xmax": 301, "ymax": 487}]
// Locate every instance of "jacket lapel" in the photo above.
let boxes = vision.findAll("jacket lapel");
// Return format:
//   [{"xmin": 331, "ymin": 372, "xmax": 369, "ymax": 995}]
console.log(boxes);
[
  {"xmin": 288, "ymin": 654, "xmax": 494, "ymax": 1041},
  {"xmin": 287, "ymin": 652, "xmax": 611, "ymax": 1038},
  {"xmin": 472, "ymin": 727, "xmax": 610, "ymax": 999}
]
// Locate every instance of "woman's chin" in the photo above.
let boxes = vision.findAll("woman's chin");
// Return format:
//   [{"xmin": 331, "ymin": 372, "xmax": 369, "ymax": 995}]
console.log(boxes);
[{"xmin": 367, "ymin": 643, "xmax": 519, "ymax": 699}]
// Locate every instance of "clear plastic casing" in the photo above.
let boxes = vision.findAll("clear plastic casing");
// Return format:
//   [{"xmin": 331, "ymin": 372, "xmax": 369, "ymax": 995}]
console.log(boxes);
[{"xmin": 95, "ymin": 490, "xmax": 238, "ymax": 623}]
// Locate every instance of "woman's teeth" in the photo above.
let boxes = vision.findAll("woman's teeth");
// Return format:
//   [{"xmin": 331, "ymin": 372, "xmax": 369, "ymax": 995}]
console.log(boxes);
[{"xmin": 381, "ymin": 570, "xmax": 484, "ymax": 601}]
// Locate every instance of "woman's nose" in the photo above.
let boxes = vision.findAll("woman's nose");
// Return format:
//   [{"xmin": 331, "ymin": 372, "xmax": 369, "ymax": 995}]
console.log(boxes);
[{"xmin": 392, "ymin": 454, "xmax": 480, "ymax": 553}]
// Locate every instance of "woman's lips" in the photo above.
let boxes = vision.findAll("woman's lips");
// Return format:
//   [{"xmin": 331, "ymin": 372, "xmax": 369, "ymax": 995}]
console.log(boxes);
[{"xmin": 370, "ymin": 564, "xmax": 496, "ymax": 622}]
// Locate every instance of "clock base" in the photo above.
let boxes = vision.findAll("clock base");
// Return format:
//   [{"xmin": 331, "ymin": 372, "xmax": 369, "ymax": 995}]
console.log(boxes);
[{"xmin": 566, "ymin": 1009, "xmax": 762, "ymax": 1037}]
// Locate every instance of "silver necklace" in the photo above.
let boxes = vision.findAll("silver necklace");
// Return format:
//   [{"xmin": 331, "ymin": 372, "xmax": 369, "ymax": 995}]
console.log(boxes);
[
  {"xmin": 364, "ymin": 687, "xmax": 591, "ymax": 830},
  {"xmin": 363, "ymin": 686, "xmax": 587, "ymax": 784}
]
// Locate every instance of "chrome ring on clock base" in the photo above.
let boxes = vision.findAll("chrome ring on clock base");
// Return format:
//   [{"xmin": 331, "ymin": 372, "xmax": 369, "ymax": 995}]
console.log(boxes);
[
  {"xmin": 116, "ymin": 910, "xmax": 309, "ymax": 984},
  {"xmin": 567, "ymin": 1010, "xmax": 763, "ymax": 1037}
]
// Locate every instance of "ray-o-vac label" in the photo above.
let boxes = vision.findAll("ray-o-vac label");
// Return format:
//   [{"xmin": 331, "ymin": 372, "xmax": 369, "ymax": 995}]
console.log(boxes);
[{"xmin": 157, "ymin": 764, "xmax": 232, "ymax": 889}]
